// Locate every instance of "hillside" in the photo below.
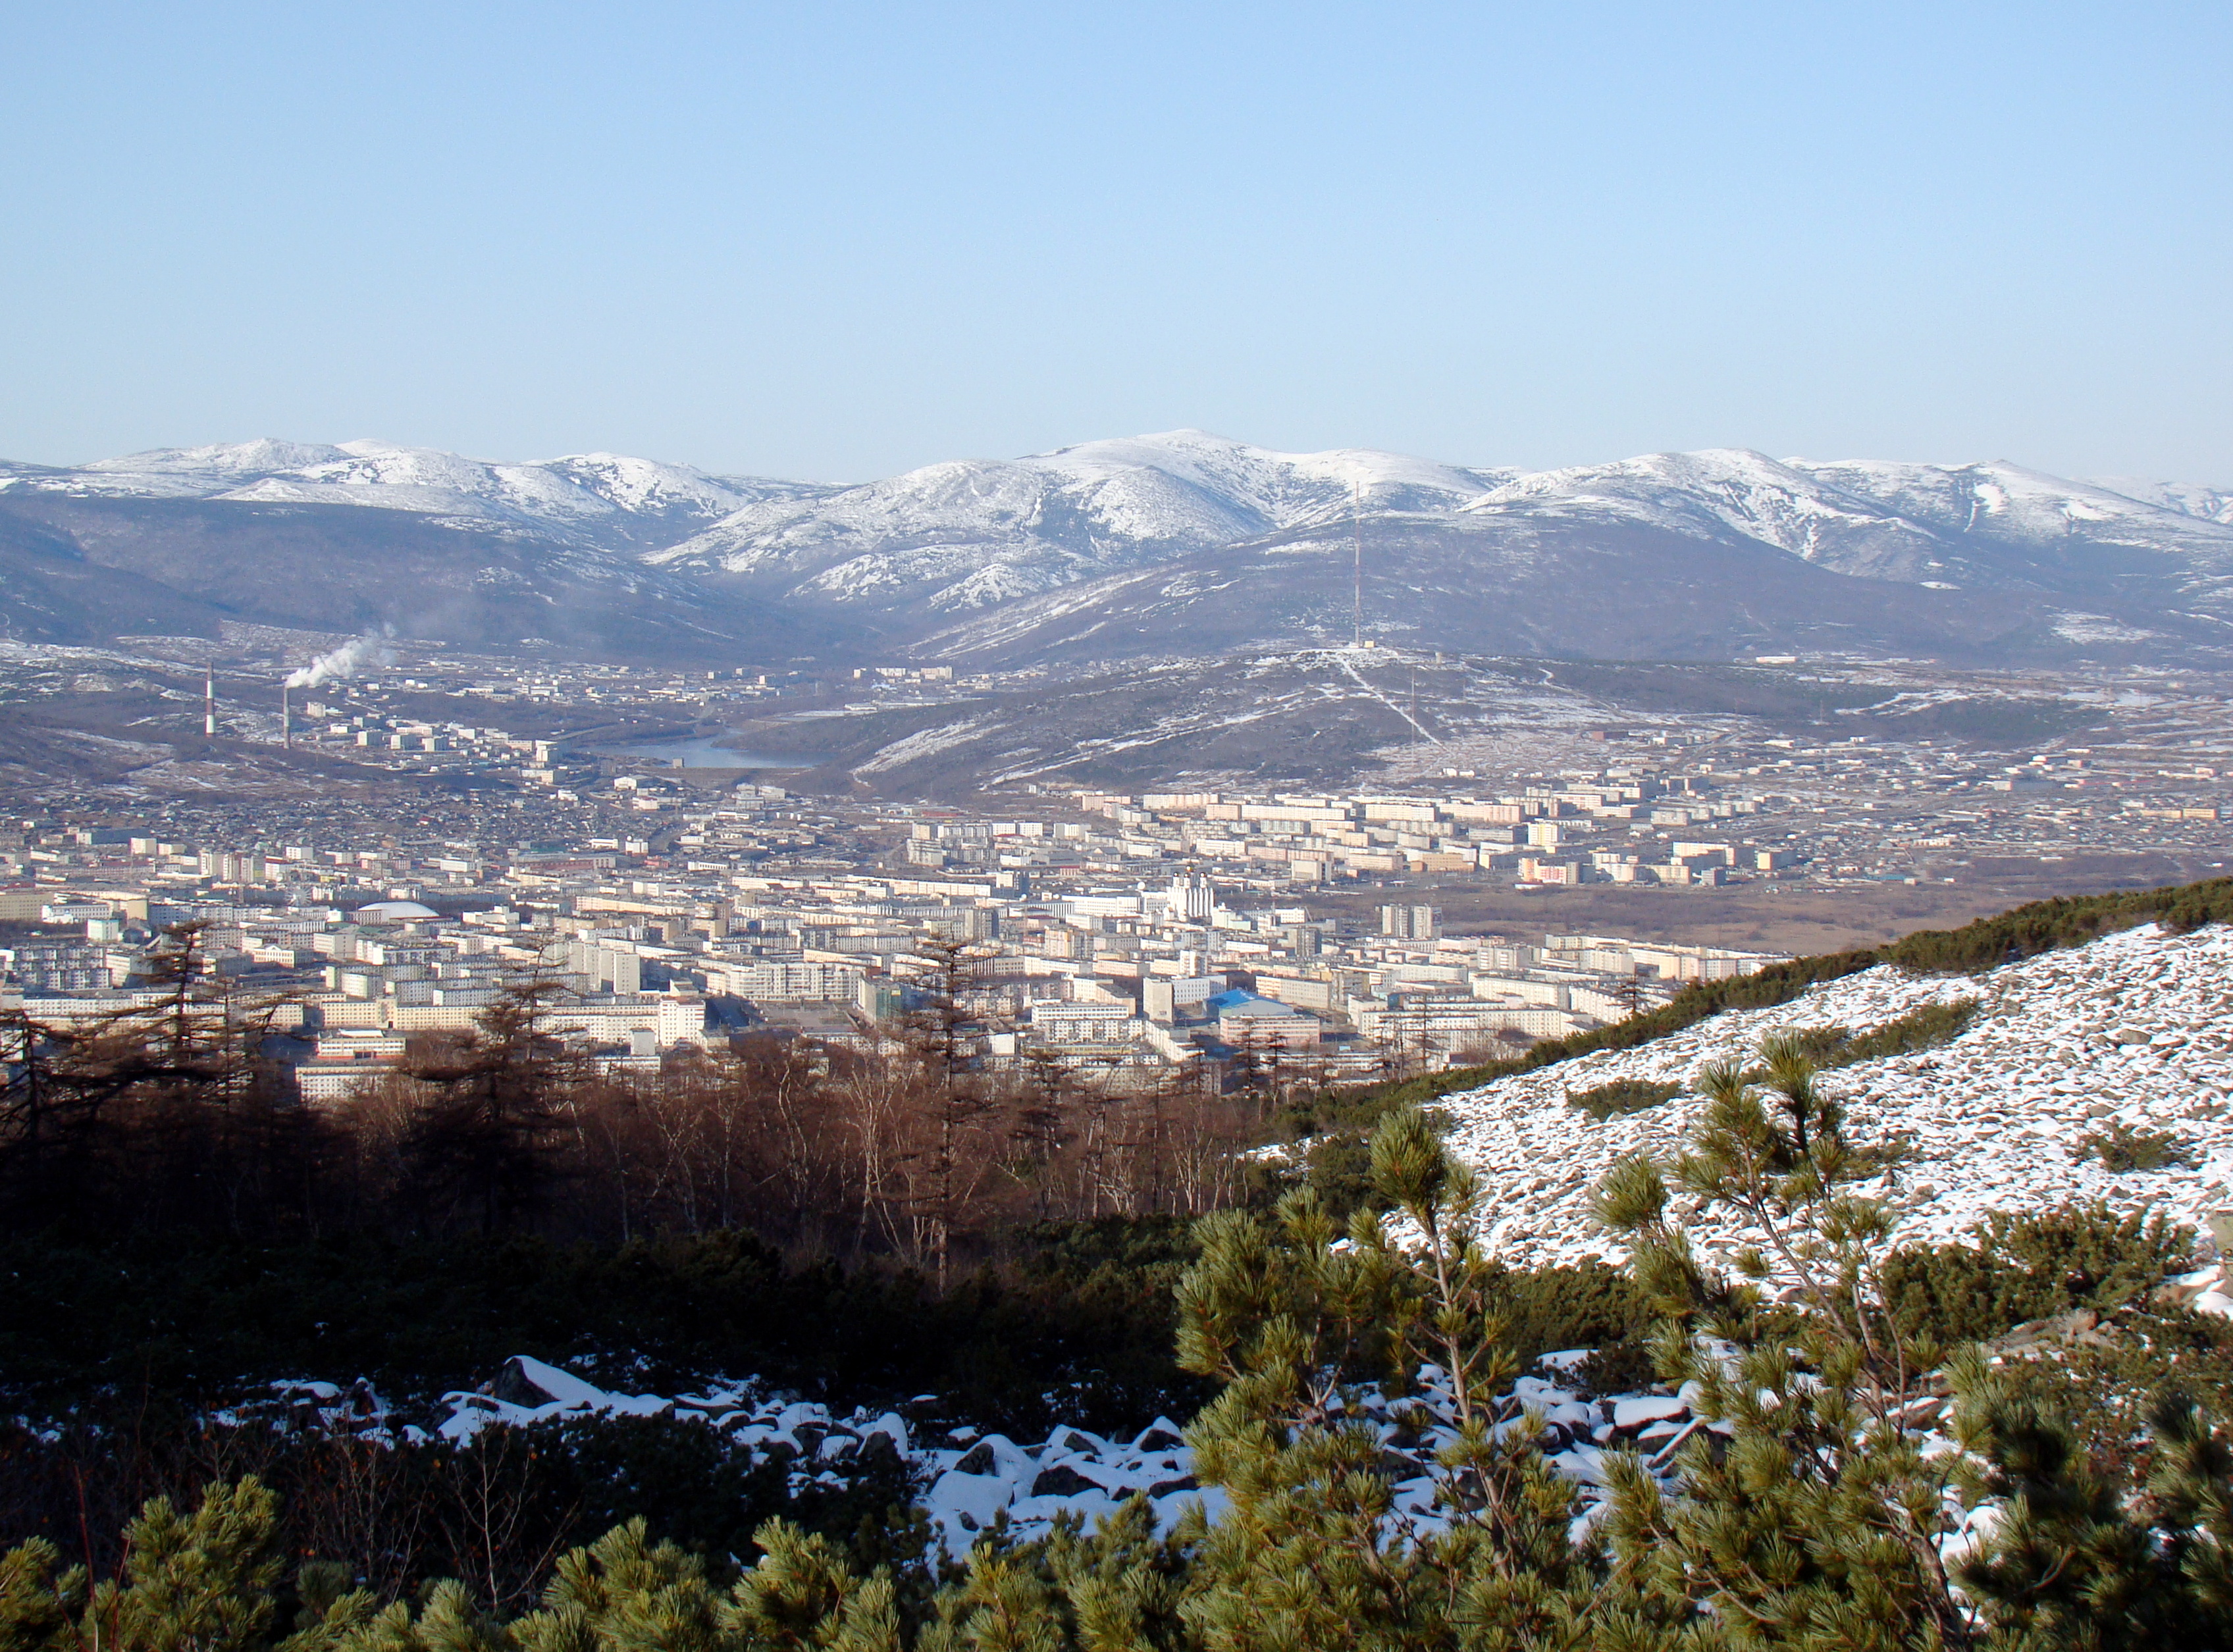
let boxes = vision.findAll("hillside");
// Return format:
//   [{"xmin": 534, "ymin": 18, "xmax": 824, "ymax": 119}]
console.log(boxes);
[
  {"xmin": 5, "ymin": 877, "xmax": 2233, "ymax": 1641},
  {"xmin": 5, "ymin": 431, "xmax": 2232, "ymax": 669},
  {"xmin": 1427, "ymin": 917, "xmax": 2233, "ymax": 1271},
  {"xmin": 1, "ymin": 438, "xmax": 824, "ymax": 548}
]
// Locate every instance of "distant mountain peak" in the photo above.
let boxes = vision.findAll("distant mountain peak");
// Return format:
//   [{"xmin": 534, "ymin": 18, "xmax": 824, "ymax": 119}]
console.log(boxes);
[
  {"xmin": 7, "ymin": 432, "xmax": 2233, "ymax": 670},
  {"xmin": 4, "ymin": 438, "xmax": 819, "ymax": 552}
]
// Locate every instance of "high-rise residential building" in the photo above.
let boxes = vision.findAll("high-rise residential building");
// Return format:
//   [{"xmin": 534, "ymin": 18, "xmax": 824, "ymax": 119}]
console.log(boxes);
[{"xmin": 1379, "ymin": 903, "xmax": 1438, "ymax": 940}]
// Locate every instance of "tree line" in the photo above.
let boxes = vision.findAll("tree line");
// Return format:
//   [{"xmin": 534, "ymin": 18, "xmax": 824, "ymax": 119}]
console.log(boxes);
[
  {"xmin": 0, "ymin": 928, "xmax": 1267, "ymax": 1268},
  {"xmin": 5, "ymin": 1035, "xmax": 2231, "ymax": 1649}
]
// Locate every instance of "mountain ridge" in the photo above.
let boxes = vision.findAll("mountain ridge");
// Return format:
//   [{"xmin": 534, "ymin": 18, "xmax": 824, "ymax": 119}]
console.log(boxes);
[{"xmin": 4, "ymin": 430, "xmax": 2230, "ymax": 667}]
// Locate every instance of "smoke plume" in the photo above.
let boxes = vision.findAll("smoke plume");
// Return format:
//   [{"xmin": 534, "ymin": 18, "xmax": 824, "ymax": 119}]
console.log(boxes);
[{"xmin": 284, "ymin": 631, "xmax": 389, "ymax": 690}]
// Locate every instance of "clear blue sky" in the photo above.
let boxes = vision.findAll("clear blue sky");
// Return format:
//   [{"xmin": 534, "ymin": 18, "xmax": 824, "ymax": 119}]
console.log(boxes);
[{"xmin": 3, "ymin": 1, "xmax": 2226, "ymax": 483}]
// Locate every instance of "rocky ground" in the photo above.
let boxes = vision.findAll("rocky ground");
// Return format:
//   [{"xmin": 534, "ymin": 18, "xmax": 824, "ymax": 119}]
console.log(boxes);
[{"xmin": 1431, "ymin": 921, "xmax": 2233, "ymax": 1271}]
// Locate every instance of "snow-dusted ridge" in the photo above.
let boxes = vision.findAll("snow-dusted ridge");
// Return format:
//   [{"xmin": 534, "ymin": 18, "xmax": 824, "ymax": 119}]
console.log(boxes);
[
  {"xmin": 9, "ymin": 432, "xmax": 2233, "ymax": 644},
  {"xmin": 1430, "ymin": 921, "xmax": 2233, "ymax": 1273},
  {"xmin": 0, "ymin": 438, "xmax": 825, "ymax": 550},
  {"xmin": 646, "ymin": 430, "xmax": 1504, "ymax": 607}
]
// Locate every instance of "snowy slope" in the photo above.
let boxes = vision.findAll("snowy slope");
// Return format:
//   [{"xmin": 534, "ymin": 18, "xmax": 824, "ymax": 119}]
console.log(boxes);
[
  {"xmin": 1431, "ymin": 921, "xmax": 2233, "ymax": 1273},
  {"xmin": 421, "ymin": 1356, "xmax": 1712, "ymax": 1554},
  {"xmin": 1788, "ymin": 458, "xmax": 2233, "ymax": 559},
  {"xmin": 248, "ymin": 1349, "xmax": 1702, "ymax": 1557},
  {"xmin": 2086, "ymin": 477, "xmax": 2233, "ymax": 527},
  {"xmin": 11, "ymin": 430, "xmax": 2233, "ymax": 661},
  {"xmin": 649, "ymin": 430, "xmax": 1504, "ymax": 611},
  {"xmin": 58, "ymin": 440, "xmax": 355, "ymax": 497},
  {"xmin": 1458, "ymin": 449, "xmax": 1955, "ymax": 582},
  {"xmin": 0, "ymin": 439, "xmax": 821, "ymax": 551}
]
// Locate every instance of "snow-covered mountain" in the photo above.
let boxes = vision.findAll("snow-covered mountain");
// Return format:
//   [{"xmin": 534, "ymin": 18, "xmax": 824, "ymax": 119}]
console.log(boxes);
[
  {"xmin": 646, "ymin": 434, "xmax": 2233, "ymax": 638},
  {"xmin": 649, "ymin": 430, "xmax": 1504, "ymax": 611},
  {"xmin": 1451, "ymin": 450, "xmax": 2233, "ymax": 584},
  {"xmin": 5, "ymin": 429, "xmax": 2230, "ymax": 666},
  {"xmin": 1452, "ymin": 450, "xmax": 1957, "ymax": 584},
  {"xmin": 2084, "ymin": 477, "xmax": 2233, "ymax": 527},
  {"xmin": 0, "ymin": 439, "xmax": 828, "ymax": 550}
]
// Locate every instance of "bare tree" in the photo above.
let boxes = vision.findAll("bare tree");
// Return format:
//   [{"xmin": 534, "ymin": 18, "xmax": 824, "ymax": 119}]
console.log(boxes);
[
  {"xmin": 402, "ymin": 976, "xmax": 579, "ymax": 1234},
  {"xmin": 897, "ymin": 935, "xmax": 999, "ymax": 1287}
]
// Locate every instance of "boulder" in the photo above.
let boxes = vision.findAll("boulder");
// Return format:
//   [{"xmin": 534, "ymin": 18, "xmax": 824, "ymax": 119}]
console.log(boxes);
[
  {"xmin": 953, "ymin": 1441, "xmax": 1001, "ymax": 1476},
  {"xmin": 1028, "ymin": 1464, "xmax": 1103, "ymax": 1499}
]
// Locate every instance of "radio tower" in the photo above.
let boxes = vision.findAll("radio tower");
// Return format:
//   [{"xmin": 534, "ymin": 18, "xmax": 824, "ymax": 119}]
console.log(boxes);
[{"xmin": 1351, "ymin": 480, "xmax": 1364, "ymax": 648}]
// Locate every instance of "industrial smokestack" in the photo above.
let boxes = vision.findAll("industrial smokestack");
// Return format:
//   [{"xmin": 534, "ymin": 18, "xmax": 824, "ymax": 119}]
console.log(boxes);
[
  {"xmin": 282, "ymin": 683, "xmax": 292, "ymax": 750},
  {"xmin": 203, "ymin": 668, "xmax": 215, "ymax": 738}
]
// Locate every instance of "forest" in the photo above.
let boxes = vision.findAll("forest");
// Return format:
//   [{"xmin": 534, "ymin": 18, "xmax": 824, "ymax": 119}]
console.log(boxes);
[{"xmin": 3, "ymin": 894, "xmax": 2232, "ymax": 1648}]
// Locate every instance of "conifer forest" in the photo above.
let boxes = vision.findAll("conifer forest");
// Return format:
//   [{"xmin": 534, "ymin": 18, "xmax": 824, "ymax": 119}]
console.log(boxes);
[{"xmin": 4, "ymin": 896, "xmax": 2233, "ymax": 1652}]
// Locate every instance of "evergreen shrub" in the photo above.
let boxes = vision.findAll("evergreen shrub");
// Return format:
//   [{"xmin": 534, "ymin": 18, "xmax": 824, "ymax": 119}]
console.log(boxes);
[
  {"xmin": 2073, "ymin": 1122, "xmax": 2192, "ymax": 1174},
  {"xmin": 1565, "ymin": 1077, "xmax": 1680, "ymax": 1120},
  {"xmin": 1881, "ymin": 1202, "xmax": 2193, "ymax": 1345}
]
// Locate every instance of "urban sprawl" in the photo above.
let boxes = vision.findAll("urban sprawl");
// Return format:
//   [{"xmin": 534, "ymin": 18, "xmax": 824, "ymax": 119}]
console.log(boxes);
[{"xmin": 8, "ymin": 648, "xmax": 2233, "ymax": 1106}]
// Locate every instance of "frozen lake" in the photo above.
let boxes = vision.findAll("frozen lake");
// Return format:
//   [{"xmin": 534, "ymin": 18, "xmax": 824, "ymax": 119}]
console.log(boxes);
[{"xmin": 594, "ymin": 736, "xmax": 826, "ymax": 769}]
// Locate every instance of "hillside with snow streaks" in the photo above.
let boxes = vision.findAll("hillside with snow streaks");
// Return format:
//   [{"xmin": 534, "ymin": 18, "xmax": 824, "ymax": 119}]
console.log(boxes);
[
  {"xmin": 648, "ymin": 430, "xmax": 1502, "ymax": 607},
  {"xmin": 1431, "ymin": 921, "xmax": 2233, "ymax": 1272},
  {"xmin": 9, "ymin": 429, "xmax": 2233, "ymax": 663},
  {"xmin": 1459, "ymin": 450, "xmax": 1955, "ymax": 582},
  {"xmin": 1792, "ymin": 458, "xmax": 2233, "ymax": 561},
  {"xmin": 2089, "ymin": 477, "xmax": 2233, "ymax": 526},
  {"xmin": 0, "ymin": 439, "xmax": 820, "ymax": 550}
]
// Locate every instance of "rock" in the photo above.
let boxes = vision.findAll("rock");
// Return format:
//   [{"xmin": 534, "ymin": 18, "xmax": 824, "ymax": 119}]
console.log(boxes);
[
  {"xmin": 491, "ymin": 1356, "xmax": 556, "ymax": 1407},
  {"xmin": 1029, "ymin": 1464, "xmax": 1103, "ymax": 1498},
  {"xmin": 2153, "ymin": 1266, "xmax": 2224, "ymax": 1309},
  {"xmin": 1134, "ymin": 1424, "xmax": 1186, "ymax": 1453},
  {"xmin": 1375, "ymin": 1449, "xmax": 1427, "ymax": 1482},
  {"xmin": 1897, "ymin": 1395, "xmax": 1947, "ymax": 1429},
  {"xmin": 1985, "ymin": 1308, "xmax": 2111, "ymax": 1355},
  {"xmin": 1610, "ymin": 1396, "xmax": 1690, "ymax": 1433},
  {"xmin": 1147, "ymin": 1476, "xmax": 1199, "ymax": 1499},
  {"xmin": 953, "ymin": 1441, "xmax": 1001, "ymax": 1476}
]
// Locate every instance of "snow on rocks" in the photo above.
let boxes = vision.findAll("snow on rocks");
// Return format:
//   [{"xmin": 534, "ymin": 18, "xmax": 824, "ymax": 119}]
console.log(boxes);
[
  {"xmin": 205, "ymin": 1377, "xmax": 415, "ymax": 1441},
  {"xmin": 425, "ymin": 1355, "xmax": 1704, "ymax": 1556},
  {"xmin": 440, "ymin": 1355, "xmax": 677, "ymax": 1440},
  {"xmin": 1431, "ymin": 922, "xmax": 2233, "ymax": 1274}
]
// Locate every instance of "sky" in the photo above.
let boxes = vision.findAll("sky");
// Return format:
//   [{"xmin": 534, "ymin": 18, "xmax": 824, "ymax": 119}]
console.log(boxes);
[{"xmin": 1, "ymin": 1, "xmax": 2227, "ymax": 484}]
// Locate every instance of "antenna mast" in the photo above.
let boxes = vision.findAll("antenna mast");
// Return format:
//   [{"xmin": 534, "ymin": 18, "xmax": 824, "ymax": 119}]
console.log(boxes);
[{"xmin": 1351, "ymin": 480, "xmax": 1363, "ymax": 648}]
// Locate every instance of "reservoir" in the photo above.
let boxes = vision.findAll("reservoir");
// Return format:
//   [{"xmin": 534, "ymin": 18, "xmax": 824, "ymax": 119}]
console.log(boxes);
[{"xmin": 594, "ymin": 736, "xmax": 827, "ymax": 769}]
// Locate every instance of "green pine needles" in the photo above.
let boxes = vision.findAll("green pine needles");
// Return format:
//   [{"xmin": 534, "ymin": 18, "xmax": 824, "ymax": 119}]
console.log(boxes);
[{"xmin": 5, "ymin": 1046, "xmax": 2230, "ymax": 1651}]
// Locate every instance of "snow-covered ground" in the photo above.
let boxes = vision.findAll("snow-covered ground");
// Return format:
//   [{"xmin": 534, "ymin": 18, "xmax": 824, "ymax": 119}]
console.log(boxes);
[
  {"xmin": 1432, "ymin": 921, "xmax": 2233, "ymax": 1271},
  {"xmin": 73, "ymin": 921, "xmax": 2233, "ymax": 1562},
  {"xmin": 421, "ymin": 1355, "xmax": 1703, "ymax": 1555}
]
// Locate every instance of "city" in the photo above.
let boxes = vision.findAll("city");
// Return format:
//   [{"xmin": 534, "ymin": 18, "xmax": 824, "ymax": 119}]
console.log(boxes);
[
  {"xmin": 7, "ymin": 3, "xmax": 2233, "ymax": 1637},
  {"xmin": 7, "ymin": 630, "xmax": 2233, "ymax": 1105}
]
